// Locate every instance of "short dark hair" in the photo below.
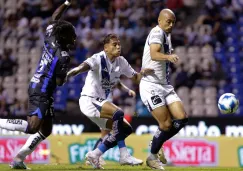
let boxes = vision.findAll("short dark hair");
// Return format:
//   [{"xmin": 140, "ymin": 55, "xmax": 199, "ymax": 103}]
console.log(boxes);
[{"xmin": 103, "ymin": 34, "xmax": 119, "ymax": 45}]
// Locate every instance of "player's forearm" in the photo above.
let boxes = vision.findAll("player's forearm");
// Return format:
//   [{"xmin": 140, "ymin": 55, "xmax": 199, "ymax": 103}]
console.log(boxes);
[
  {"xmin": 67, "ymin": 63, "xmax": 90, "ymax": 77},
  {"xmin": 151, "ymin": 51, "xmax": 170, "ymax": 61},
  {"xmin": 52, "ymin": 1, "xmax": 71, "ymax": 21},
  {"xmin": 131, "ymin": 73, "xmax": 143, "ymax": 84},
  {"xmin": 117, "ymin": 82, "xmax": 130, "ymax": 92}
]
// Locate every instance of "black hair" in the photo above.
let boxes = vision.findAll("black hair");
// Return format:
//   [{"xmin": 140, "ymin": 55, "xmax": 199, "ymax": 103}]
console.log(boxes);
[
  {"xmin": 103, "ymin": 34, "xmax": 119, "ymax": 45},
  {"xmin": 51, "ymin": 20, "xmax": 76, "ymax": 48}
]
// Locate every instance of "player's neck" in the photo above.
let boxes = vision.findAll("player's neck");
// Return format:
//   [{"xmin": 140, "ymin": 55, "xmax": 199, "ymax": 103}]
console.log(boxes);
[{"xmin": 106, "ymin": 53, "xmax": 115, "ymax": 62}]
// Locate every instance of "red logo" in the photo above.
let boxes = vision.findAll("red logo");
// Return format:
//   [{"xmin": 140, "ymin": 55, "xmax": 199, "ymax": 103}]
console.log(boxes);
[
  {"xmin": 163, "ymin": 138, "xmax": 218, "ymax": 166},
  {"xmin": 0, "ymin": 137, "xmax": 50, "ymax": 163}
]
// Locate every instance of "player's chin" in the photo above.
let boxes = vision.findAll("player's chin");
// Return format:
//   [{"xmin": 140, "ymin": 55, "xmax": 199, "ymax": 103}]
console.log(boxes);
[{"xmin": 115, "ymin": 52, "xmax": 121, "ymax": 57}]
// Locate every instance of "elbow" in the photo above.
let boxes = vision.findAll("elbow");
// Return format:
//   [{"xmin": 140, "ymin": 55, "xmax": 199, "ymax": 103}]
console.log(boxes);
[
  {"xmin": 150, "ymin": 54, "xmax": 157, "ymax": 61},
  {"xmin": 150, "ymin": 51, "xmax": 157, "ymax": 61}
]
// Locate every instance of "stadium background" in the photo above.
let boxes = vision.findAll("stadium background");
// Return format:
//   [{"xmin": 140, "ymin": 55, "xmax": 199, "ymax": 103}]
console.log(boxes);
[{"xmin": 0, "ymin": 0, "xmax": 243, "ymax": 168}]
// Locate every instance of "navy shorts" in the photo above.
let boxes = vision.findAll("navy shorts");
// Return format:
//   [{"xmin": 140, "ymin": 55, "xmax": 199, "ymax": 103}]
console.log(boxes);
[{"xmin": 28, "ymin": 89, "xmax": 54, "ymax": 119}]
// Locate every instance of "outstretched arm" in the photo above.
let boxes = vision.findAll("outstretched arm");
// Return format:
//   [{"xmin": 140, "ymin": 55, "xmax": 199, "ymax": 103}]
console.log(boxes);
[
  {"xmin": 131, "ymin": 68, "xmax": 154, "ymax": 84},
  {"xmin": 66, "ymin": 62, "xmax": 91, "ymax": 80},
  {"xmin": 52, "ymin": 0, "xmax": 72, "ymax": 21}
]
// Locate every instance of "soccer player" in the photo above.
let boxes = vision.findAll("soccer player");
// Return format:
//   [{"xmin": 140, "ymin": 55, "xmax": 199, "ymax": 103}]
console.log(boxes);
[
  {"xmin": 139, "ymin": 9, "xmax": 188, "ymax": 170},
  {"xmin": 85, "ymin": 81, "xmax": 136, "ymax": 166},
  {"xmin": 66, "ymin": 33, "xmax": 154, "ymax": 169},
  {"xmin": 0, "ymin": 0, "xmax": 76, "ymax": 169}
]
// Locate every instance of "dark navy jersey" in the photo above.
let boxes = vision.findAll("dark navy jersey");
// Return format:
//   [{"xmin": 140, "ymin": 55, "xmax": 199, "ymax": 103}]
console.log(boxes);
[{"xmin": 29, "ymin": 23, "xmax": 70, "ymax": 97}]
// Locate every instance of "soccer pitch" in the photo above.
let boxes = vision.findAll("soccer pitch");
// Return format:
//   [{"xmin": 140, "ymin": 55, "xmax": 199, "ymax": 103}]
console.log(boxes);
[{"xmin": 0, "ymin": 164, "xmax": 243, "ymax": 171}]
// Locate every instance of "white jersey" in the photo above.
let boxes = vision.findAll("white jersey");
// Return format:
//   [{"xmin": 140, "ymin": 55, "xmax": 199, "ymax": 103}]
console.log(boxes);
[
  {"xmin": 81, "ymin": 51, "xmax": 136, "ymax": 99},
  {"xmin": 142, "ymin": 25, "xmax": 172, "ymax": 84}
]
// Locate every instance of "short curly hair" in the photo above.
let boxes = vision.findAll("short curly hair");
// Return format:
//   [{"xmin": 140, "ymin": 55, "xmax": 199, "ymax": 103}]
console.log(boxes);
[{"xmin": 51, "ymin": 20, "xmax": 76, "ymax": 46}]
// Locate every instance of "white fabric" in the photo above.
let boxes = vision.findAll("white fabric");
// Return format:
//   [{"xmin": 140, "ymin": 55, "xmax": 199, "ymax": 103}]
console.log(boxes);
[
  {"xmin": 17, "ymin": 132, "xmax": 43, "ymax": 161},
  {"xmin": 141, "ymin": 25, "xmax": 172, "ymax": 84},
  {"xmin": 0, "ymin": 119, "xmax": 28, "ymax": 132},
  {"xmin": 139, "ymin": 80, "xmax": 181, "ymax": 111},
  {"xmin": 79, "ymin": 96, "xmax": 110, "ymax": 130},
  {"xmin": 81, "ymin": 51, "xmax": 136, "ymax": 99}
]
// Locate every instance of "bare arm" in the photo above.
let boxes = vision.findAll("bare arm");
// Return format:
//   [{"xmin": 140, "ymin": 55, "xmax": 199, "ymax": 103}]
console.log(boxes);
[
  {"xmin": 150, "ymin": 44, "xmax": 179, "ymax": 63},
  {"xmin": 117, "ymin": 81, "xmax": 130, "ymax": 92},
  {"xmin": 66, "ymin": 62, "xmax": 91, "ymax": 78},
  {"xmin": 131, "ymin": 68, "xmax": 154, "ymax": 83},
  {"xmin": 52, "ymin": 0, "xmax": 72, "ymax": 21},
  {"xmin": 117, "ymin": 82, "xmax": 136, "ymax": 98}
]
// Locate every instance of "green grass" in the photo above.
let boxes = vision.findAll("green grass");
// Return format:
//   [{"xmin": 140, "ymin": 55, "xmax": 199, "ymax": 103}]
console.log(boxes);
[{"xmin": 1, "ymin": 164, "xmax": 243, "ymax": 171}]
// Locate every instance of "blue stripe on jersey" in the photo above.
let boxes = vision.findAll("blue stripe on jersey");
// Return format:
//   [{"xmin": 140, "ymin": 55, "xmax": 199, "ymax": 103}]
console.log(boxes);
[
  {"xmin": 163, "ymin": 33, "xmax": 170, "ymax": 84},
  {"xmin": 100, "ymin": 55, "xmax": 110, "ymax": 98},
  {"xmin": 41, "ymin": 56, "xmax": 58, "ymax": 92},
  {"xmin": 31, "ymin": 82, "xmax": 37, "ymax": 88}
]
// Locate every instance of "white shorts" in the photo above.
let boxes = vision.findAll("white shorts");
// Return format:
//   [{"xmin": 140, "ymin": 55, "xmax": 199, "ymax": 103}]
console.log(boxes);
[
  {"xmin": 79, "ymin": 95, "xmax": 110, "ymax": 130},
  {"xmin": 139, "ymin": 80, "xmax": 181, "ymax": 112}
]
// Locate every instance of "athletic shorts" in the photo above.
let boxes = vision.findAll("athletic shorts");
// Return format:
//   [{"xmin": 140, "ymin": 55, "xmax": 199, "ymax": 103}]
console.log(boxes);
[
  {"xmin": 28, "ymin": 88, "xmax": 54, "ymax": 119},
  {"xmin": 139, "ymin": 80, "xmax": 181, "ymax": 112},
  {"xmin": 79, "ymin": 95, "xmax": 110, "ymax": 130}
]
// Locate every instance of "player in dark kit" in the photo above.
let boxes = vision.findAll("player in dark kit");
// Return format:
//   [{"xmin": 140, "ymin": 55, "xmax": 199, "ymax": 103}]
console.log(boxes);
[{"xmin": 0, "ymin": 0, "xmax": 76, "ymax": 169}]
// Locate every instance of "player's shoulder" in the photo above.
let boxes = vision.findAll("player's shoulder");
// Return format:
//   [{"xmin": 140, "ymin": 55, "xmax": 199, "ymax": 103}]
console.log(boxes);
[
  {"xmin": 150, "ymin": 25, "xmax": 164, "ymax": 35},
  {"xmin": 117, "ymin": 55, "xmax": 126, "ymax": 61},
  {"xmin": 91, "ymin": 51, "xmax": 104, "ymax": 59},
  {"xmin": 116, "ymin": 56, "xmax": 129, "ymax": 64}
]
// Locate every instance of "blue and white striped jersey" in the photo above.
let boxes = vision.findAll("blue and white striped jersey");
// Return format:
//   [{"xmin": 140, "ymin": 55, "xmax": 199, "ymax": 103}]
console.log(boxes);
[{"xmin": 81, "ymin": 51, "xmax": 136, "ymax": 99}]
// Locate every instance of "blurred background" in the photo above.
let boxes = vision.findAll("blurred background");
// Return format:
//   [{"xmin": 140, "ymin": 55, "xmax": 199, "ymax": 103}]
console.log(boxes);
[{"xmin": 0, "ymin": 0, "xmax": 243, "ymax": 167}]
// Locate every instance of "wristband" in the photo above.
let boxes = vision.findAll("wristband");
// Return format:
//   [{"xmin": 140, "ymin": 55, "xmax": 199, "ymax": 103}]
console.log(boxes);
[{"xmin": 64, "ymin": 1, "xmax": 71, "ymax": 6}]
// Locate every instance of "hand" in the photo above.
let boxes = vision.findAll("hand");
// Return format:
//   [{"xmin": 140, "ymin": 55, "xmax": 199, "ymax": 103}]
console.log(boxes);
[
  {"xmin": 141, "ymin": 68, "xmax": 154, "ymax": 76},
  {"xmin": 128, "ymin": 90, "xmax": 136, "ymax": 98},
  {"xmin": 64, "ymin": 0, "xmax": 72, "ymax": 5},
  {"xmin": 167, "ymin": 54, "xmax": 179, "ymax": 64}
]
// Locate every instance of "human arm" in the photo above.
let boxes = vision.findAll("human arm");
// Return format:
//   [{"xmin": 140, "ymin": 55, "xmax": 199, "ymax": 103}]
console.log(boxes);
[
  {"xmin": 131, "ymin": 68, "xmax": 154, "ymax": 84},
  {"xmin": 65, "ymin": 62, "xmax": 90, "ymax": 81},
  {"xmin": 117, "ymin": 81, "xmax": 136, "ymax": 98},
  {"xmin": 150, "ymin": 44, "xmax": 179, "ymax": 63},
  {"xmin": 51, "ymin": 0, "xmax": 72, "ymax": 21}
]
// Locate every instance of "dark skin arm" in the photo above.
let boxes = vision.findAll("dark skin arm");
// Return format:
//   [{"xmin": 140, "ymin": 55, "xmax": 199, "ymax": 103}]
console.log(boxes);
[{"xmin": 52, "ymin": 0, "xmax": 72, "ymax": 21}]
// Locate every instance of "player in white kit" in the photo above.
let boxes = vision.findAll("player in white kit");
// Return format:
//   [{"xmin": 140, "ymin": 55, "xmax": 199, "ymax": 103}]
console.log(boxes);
[
  {"xmin": 85, "ymin": 81, "xmax": 136, "ymax": 166},
  {"xmin": 139, "ymin": 9, "xmax": 188, "ymax": 170},
  {"xmin": 66, "ymin": 34, "xmax": 154, "ymax": 169}
]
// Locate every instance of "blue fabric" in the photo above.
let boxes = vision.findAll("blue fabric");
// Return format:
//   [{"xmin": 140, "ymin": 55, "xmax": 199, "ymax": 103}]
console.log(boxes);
[
  {"xmin": 41, "ymin": 56, "xmax": 58, "ymax": 92},
  {"xmin": 31, "ymin": 108, "xmax": 42, "ymax": 119},
  {"xmin": 100, "ymin": 55, "xmax": 110, "ymax": 98},
  {"xmin": 98, "ymin": 143, "xmax": 109, "ymax": 153},
  {"xmin": 151, "ymin": 118, "xmax": 188, "ymax": 154},
  {"xmin": 163, "ymin": 32, "xmax": 170, "ymax": 84},
  {"xmin": 112, "ymin": 110, "xmax": 124, "ymax": 121},
  {"xmin": 117, "ymin": 140, "xmax": 126, "ymax": 148},
  {"xmin": 31, "ymin": 82, "xmax": 37, "ymax": 88},
  {"xmin": 92, "ymin": 102, "xmax": 102, "ymax": 112}
]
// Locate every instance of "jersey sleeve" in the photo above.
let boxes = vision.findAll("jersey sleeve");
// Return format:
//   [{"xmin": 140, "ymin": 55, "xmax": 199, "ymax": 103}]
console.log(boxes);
[
  {"xmin": 84, "ymin": 54, "xmax": 99, "ymax": 70},
  {"xmin": 120, "ymin": 57, "xmax": 137, "ymax": 78},
  {"xmin": 148, "ymin": 29, "xmax": 164, "ymax": 45}
]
